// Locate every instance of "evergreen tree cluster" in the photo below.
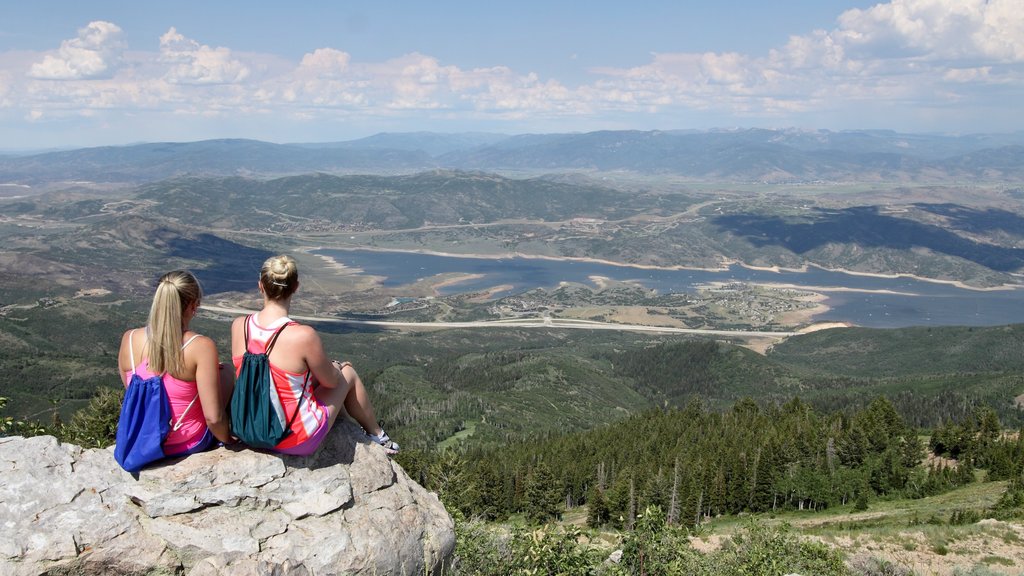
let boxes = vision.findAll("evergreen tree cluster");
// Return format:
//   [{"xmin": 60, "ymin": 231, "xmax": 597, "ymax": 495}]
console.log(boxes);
[
  {"xmin": 419, "ymin": 396, "xmax": 1021, "ymax": 526},
  {"xmin": 929, "ymin": 406, "xmax": 1024, "ymax": 479}
]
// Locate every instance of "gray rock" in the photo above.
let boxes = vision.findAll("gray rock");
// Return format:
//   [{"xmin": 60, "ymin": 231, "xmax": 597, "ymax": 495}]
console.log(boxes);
[{"xmin": 0, "ymin": 421, "xmax": 454, "ymax": 575}]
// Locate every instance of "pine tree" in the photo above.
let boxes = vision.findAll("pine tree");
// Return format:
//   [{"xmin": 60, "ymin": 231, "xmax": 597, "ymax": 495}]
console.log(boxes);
[
  {"xmin": 586, "ymin": 485, "xmax": 609, "ymax": 528},
  {"xmin": 524, "ymin": 462, "xmax": 562, "ymax": 524},
  {"xmin": 667, "ymin": 458, "xmax": 680, "ymax": 525},
  {"xmin": 475, "ymin": 462, "xmax": 505, "ymax": 520},
  {"xmin": 429, "ymin": 449, "xmax": 477, "ymax": 516}
]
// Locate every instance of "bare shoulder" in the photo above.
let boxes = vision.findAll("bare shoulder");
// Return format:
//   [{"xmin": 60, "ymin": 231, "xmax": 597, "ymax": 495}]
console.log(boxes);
[
  {"xmin": 285, "ymin": 323, "xmax": 320, "ymax": 343},
  {"xmin": 185, "ymin": 333, "xmax": 218, "ymax": 354},
  {"xmin": 189, "ymin": 332, "xmax": 217, "ymax": 347},
  {"xmin": 118, "ymin": 327, "xmax": 144, "ymax": 372},
  {"xmin": 231, "ymin": 315, "xmax": 248, "ymax": 332},
  {"xmin": 120, "ymin": 327, "xmax": 143, "ymax": 349}
]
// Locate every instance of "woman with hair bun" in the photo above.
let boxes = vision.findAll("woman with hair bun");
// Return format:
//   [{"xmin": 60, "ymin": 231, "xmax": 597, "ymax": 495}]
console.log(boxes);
[
  {"xmin": 117, "ymin": 270, "xmax": 235, "ymax": 457},
  {"xmin": 230, "ymin": 255, "xmax": 398, "ymax": 455}
]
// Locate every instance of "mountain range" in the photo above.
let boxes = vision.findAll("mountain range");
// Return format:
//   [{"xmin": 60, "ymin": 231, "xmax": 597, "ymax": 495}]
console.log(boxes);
[{"xmin": 3, "ymin": 128, "xmax": 1024, "ymax": 187}]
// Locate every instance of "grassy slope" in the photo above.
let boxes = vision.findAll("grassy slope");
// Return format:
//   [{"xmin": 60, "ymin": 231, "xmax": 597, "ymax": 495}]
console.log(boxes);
[{"xmin": 697, "ymin": 480, "xmax": 1023, "ymax": 575}]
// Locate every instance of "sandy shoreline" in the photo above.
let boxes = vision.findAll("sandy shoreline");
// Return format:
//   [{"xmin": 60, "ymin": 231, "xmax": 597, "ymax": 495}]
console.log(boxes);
[
  {"xmin": 304, "ymin": 245, "xmax": 1022, "ymax": 292},
  {"xmin": 428, "ymin": 273, "xmax": 486, "ymax": 295},
  {"xmin": 748, "ymin": 282, "xmax": 919, "ymax": 296},
  {"xmin": 311, "ymin": 250, "xmax": 356, "ymax": 273},
  {"xmin": 769, "ymin": 290, "xmax": 847, "ymax": 331}
]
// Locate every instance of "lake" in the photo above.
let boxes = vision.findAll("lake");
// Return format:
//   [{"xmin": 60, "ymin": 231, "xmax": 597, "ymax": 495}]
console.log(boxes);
[{"xmin": 315, "ymin": 248, "xmax": 1024, "ymax": 329}]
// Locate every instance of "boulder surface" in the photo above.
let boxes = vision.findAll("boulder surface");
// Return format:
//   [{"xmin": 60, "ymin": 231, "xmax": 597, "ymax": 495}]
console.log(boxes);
[{"xmin": 0, "ymin": 421, "xmax": 454, "ymax": 575}]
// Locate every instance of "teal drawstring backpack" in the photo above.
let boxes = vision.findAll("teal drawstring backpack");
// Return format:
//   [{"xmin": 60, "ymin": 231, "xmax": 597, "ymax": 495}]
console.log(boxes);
[{"xmin": 229, "ymin": 316, "xmax": 307, "ymax": 449}]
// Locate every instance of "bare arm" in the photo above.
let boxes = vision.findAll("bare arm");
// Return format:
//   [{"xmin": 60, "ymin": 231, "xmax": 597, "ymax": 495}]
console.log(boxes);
[
  {"xmin": 298, "ymin": 326, "xmax": 345, "ymax": 390},
  {"xmin": 190, "ymin": 336, "xmax": 234, "ymax": 444},
  {"xmin": 117, "ymin": 329, "xmax": 139, "ymax": 387},
  {"xmin": 230, "ymin": 316, "xmax": 247, "ymax": 360}
]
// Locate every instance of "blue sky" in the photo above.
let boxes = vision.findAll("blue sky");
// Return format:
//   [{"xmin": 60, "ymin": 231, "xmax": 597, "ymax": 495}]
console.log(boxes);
[{"xmin": 0, "ymin": 0, "xmax": 1021, "ymax": 149}]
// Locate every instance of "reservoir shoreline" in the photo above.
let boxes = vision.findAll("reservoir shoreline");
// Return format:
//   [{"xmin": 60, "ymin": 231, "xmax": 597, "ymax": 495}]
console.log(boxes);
[
  {"xmin": 307, "ymin": 247, "xmax": 1024, "ymax": 329},
  {"xmin": 301, "ymin": 245, "xmax": 1021, "ymax": 293}
]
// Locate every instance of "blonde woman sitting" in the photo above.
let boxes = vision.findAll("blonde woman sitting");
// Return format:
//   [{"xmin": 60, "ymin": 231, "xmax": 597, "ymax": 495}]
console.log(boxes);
[
  {"xmin": 230, "ymin": 255, "xmax": 398, "ymax": 455},
  {"xmin": 117, "ymin": 270, "xmax": 235, "ymax": 459}
]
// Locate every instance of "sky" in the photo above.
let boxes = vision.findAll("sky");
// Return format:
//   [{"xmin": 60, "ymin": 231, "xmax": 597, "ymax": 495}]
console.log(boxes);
[{"xmin": 0, "ymin": 0, "xmax": 1022, "ymax": 150}]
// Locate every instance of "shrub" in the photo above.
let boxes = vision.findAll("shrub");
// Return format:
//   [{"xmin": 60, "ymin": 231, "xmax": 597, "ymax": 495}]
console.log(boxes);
[
  {"xmin": 446, "ymin": 511, "xmax": 506, "ymax": 575},
  {"xmin": 0, "ymin": 396, "xmax": 51, "ymax": 438},
  {"xmin": 717, "ymin": 521, "xmax": 850, "ymax": 576},
  {"xmin": 615, "ymin": 506, "xmax": 707, "ymax": 576},
  {"xmin": 56, "ymin": 386, "xmax": 122, "ymax": 448},
  {"xmin": 948, "ymin": 508, "xmax": 981, "ymax": 526},
  {"xmin": 448, "ymin": 511, "xmax": 596, "ymax": 576},
  {"xmin": 848, "ymin": 555, "xmax": 915, "ymax": 576},
  {"xmin": 952, "ymin": 565, "xmax": 1011, "ymax": 576},
  {"xmin": 506, "ymin": 524, "xmax": 595, "ymax": 576}
]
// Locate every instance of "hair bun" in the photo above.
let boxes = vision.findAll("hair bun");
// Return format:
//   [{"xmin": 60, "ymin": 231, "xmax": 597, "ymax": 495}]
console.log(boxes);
[{"xmin": 260, "ymin": 255, "xmax": 299, "ymax": 299}]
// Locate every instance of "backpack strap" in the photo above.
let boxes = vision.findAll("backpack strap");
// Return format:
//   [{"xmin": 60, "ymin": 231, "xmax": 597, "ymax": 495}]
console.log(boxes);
[
  {"xmin": 243, "ymin": 313, "xmax": 305, "ymax": 438},
  {"xmin": 130, "ymin": 331, "xmax": 200, "ymax": 373},
  {"xmin": 172, "ymin": 394, "xmax": 199, "ymax": 432},
  {"xmin": 264, "ymin": 321, "xmax": 291, "ymax": 354},
  {"xmin": 260, "ymin": 320, "xmax": 305, "ymax": 432},
  {"xmin": 126, "ymin": 329, "xmax": 202, "ymax": 432}
]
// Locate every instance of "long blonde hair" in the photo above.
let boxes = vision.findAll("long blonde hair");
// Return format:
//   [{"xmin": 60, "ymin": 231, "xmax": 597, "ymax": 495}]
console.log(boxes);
[
  {"xmin": 259, "ymin": 255, "xmax": 299, "ymax": 301},
  {"xmin": 145, "ymin": 270, "xmax": 202, "ymax": 375}
]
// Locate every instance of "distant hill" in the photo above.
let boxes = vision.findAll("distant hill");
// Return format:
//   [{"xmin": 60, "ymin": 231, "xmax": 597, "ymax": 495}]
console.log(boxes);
[
  {"xmin": 301, "ymin": 131, "xmax": 508, "ymax": 156},
  {"xmin": 769, "ymin": 323, "xmax": 1024, "ymax": 378},
  {"xmin": 0, "ymin": 139, "xmax": 432, "ymax": 186},
  {"xmin": 438, "ymin": 129, "xmax": 1024, "ymax": 180},
  {"xmin": 126, "ymin": 171, "xmax": 673, "ymax": 231},
  {"xmin": 3, "ymin": 129, "xmax": 1024, "ymax": 186}
]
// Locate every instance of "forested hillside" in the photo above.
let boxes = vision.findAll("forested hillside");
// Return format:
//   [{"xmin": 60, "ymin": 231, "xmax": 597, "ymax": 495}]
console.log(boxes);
[
  {"xmin": 3, "ymin": 298, "xmax": 1023, "ymax": 441},
  {"xmin": 770, "ymin": 324, "xmax": 1024, "ymax": 377},
  {"xmin": 416, "ymin": 397, "xmax": 1024, "ymax": 526}
]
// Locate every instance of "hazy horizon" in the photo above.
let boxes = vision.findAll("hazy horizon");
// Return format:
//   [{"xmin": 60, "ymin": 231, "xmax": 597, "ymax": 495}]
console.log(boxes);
[
  {"xmin": 1, "ymin": 1, "xmax": 1022, "ymax": 149},
  {"xmin": 4, "ymin": 125, "xmax": 1024, "ymax": 156}
]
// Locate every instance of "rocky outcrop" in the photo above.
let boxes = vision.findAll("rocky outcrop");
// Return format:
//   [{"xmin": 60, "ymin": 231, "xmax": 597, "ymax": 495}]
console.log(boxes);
[{"xmin": 0, "ymin": 421, "xmax": 454, "ymax": 575}]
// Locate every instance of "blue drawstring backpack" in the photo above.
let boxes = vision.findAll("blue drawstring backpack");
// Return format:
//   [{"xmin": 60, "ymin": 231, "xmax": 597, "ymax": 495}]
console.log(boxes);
[
  {"xmin": 115, "ymin": 372, "xmax": 172, "ymax": 472},
  {"xmin": 114, "ymin": 331, "xmax": 198, "ymax": 473}
]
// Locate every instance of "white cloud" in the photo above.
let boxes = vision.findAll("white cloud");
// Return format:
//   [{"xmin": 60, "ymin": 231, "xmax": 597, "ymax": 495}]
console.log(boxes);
[
  {"xmin": 159, "ymin": 27, "xmax": 250, "ymax": 85},
  {"xmin": 585, "ymin": 0, "xmax": 1024, "ymax": 123},
  {"xmin": 772, "ymin": 30, "xmax": 848, "ymax": 72},
  {"xmin": 28, "ymin": 21, "xmax": 125, "ymax": 80},
  {"xmin": 835, "ymin": 0, "xmax": 1024, "ymax": 62},
  {"xmin": 297, "ymin": 48, "xmax": 351, "ymax": 78},
  {"xmin": 943, "ymin": 66, "xmax": 992, "ymax": 83}
]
